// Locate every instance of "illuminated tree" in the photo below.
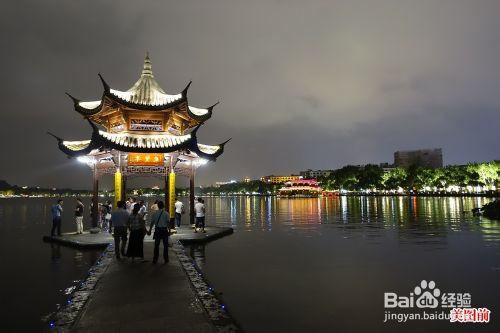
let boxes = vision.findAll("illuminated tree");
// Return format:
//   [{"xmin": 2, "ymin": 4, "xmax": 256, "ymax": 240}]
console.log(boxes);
[{"xmin": 381, "ymin": 168, "xmax": 407, "ymax": 190}]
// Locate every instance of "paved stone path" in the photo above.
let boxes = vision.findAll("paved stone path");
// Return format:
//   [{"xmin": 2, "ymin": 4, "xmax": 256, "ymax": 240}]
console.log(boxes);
[
  {"xmin": 46, "ymin": 226, "xmax": 237, "ymax": 332},
  {"xmin": 74, "ymin": 243, "xmax": 216, "ymax": 333}
]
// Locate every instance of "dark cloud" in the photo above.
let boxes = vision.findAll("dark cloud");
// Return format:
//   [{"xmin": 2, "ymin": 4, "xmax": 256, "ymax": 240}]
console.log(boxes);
[{"xmin": 0, "ymin": 0, "xmax": 499, "ymax": 189}]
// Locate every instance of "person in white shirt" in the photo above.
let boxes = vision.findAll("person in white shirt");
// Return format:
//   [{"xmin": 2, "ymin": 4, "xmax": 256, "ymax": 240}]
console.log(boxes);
[
  {"xmin": 174, "ymin": 198, "xmax": 184, "ymax": 229},
  {"xmin": 194, "ymin": 197, "xmax": 206, "ymax": 233},
  {"xmin": 138, "ymin": 200, "xmax": 147, "ymax": 217},
  {"xmin": 125, "ymin": 197, "xmax": 136, "ymax": 215}
]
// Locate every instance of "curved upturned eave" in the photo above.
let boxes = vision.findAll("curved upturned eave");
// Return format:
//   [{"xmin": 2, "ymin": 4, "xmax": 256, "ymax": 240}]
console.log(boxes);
[
  {"xmin": 47, "ymin": 132, "xmax": 98, "ymax": 157},
  {"xmin": 52, "ymin": 134, "xmax": 196, "ymax": 156},
  {"xmin": 93, "ymin": 127, "xmax": 195, "ymax": 153},
  {"xmin": 98, "ymin": 74, "xmax": 192, "ymax": 111},
  {"xmin": 59, "ymin": 141, "xmax": 96, "ymax": 157},
  {"xmin": 188, "ymin": 138, "xmax": 230, "ymax": 161},
  {"xmin": 103, "ymin": 90, "xmax": 186, "ymax": 111},
  {"xmin": 66, "ymin": 93, "xmax": 104, "ymax": 116},
  {"xmin": 187, "ymin": 102, "xmax": 218, "ymax": 122}
]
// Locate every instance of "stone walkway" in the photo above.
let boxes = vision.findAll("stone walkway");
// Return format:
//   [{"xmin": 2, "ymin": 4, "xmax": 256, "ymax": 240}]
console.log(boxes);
[
  {"xmin": 45, "ymin": 226, "xmax": 238, "ymax": 332},
  {"xmin": 74, "ymin": 243, "xmax": 216, "ymax": 333}
]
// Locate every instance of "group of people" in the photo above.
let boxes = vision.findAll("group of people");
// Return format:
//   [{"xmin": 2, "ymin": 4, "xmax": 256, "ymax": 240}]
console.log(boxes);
[
  {"xmin": 50, "ymin": 197, "xmax": 86, "ymax": 236},
  {"xmin": 111, "ymin": 199, "xmax": 170, "ymax": 263},
  {"xmin": 50, "ymin": 196, "xmax": 208, "ymax": 263}
]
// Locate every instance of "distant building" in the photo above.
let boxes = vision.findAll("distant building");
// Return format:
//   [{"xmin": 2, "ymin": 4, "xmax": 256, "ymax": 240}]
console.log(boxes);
[
  {"xmin": 243, "ymin": 177, "xmax": 251, "ymax": 183},
  {"xmin": 214, "ymin": 180, "xmax": 237, "ymax": 187},
  {"xmin": 261, "ymin": 175, "xmax": 301, "ymax": 184},
  {"xmin": 394, "ymin": 148, "xmax": 443, "ymax": 168},
  {"xmin": 299, "ymin": 169, "xmax": 333, "ymax": 179},
  {"xmin": 379, "ymin": 162, "xmax": 395, "ymax": 172},
  {"xmin": 279, "ymin": 179, "xmax": 322, "ymax": 197}
]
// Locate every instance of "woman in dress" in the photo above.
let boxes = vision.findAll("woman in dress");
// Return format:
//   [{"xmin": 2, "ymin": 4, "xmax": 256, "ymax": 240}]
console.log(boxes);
[{"xmin": 126, "ymin": 204, "xmax": 146, "ymax": 260}]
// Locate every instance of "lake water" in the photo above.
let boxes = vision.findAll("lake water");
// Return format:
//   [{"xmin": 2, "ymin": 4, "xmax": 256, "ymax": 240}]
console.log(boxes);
[
  {"xmin": 0, "ymin": 197, "xmax": 100, "ymax": 332},
  {"xmin": 0, "ymin": 196, "xmax": 498, "ymax": 332},
  {"xmin": 192, "ymin": 196, "xmax": 500, "ymax": 333}
]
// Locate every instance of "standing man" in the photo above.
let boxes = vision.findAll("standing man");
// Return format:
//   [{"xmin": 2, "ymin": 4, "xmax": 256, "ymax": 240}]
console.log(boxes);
[
  {"xmin": 138, "ymin": 200, "xmax": 147, "ymax": 217},
  {"xmin": 110, "ymin": 200, "xmax": 129, "ymax": 259},
  {"xmin": 74, "ymin": 198, "xmax": 84, "ymax": 234},
  {"xmin": 148, "ymin": 201, "xmax": 170, "ymax": 264},
  {"xmin": 126, "ymin": 197, "xmax": 136, "ymax": 214},
  {"xmin": 103, "ymin": 200, "xmax": 112, "ymax": 232},
  {"xmin": 194, "ymin": 197, "xmax": 206, "ymax": 233},
  {"xmin": 174, "ymin": 197, "xmax": 184, "ymax": 229},
  {"xmin": 51, "ymin": 199, "xmax": 63, "ymax": 236}
]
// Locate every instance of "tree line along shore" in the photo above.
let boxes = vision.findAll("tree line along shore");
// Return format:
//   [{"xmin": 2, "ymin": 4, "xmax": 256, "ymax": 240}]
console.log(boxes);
[{"xmin": 0, "ymin": 161, "xmax": 498, "ymax": 198}]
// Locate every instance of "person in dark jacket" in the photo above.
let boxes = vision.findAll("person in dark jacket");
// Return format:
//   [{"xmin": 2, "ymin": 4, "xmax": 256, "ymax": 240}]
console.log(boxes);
[
  {"xmin": 111, "ymin": 200, "xmax": 129, "ymax": 259},
  {"xmin": 126, "ymin": 204, "xmax": 146, "ymax": 260},
  {"xmin": 148, "ymin": 201, "xmax": 170, "ymax": 264},
  {"xmin": 51, "ymin": 199, "xmax": 63, "ymax": 236}
]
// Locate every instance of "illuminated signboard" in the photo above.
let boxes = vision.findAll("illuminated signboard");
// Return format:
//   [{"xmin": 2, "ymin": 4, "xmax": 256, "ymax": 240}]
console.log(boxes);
[
  {"xmin": 128, "ymin": 153, "xmax": 164, "ymax": 166},
  {"xmin": 130, "ymin": 119, "xmax": 163, "ymax": 131}
]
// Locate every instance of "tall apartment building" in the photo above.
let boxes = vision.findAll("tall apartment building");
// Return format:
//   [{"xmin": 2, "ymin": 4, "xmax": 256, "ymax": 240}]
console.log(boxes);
[{"xmin": 394, "ymin": 148, "xmax": 443, "ymax": 168}]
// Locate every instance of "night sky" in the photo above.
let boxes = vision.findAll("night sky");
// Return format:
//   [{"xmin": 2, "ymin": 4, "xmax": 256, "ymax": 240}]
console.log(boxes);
[{"xmin": 1, "ymin": 0, "xmax": 499, "ymax": 189}]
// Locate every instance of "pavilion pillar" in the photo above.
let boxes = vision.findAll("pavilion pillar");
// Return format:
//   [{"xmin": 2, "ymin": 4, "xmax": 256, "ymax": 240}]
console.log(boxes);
[
  {"xmin": 114, "ymin": 169, "xmax": 122, "ymax": 208},
  {"xmin": 121, "ymin": 174, "xmax": 127, "ymax": 202},
  {"xmin": 91, "ymin": 166, "xmax": 99, "ymax": 228},
  {"xmin": 189, "ymin": 164, "xmax": 195, "ymax": 226},
  {"xmin": 164, "ymin": 174, "xmax": 170, "ymax": 208},
  {"xmin": 168, "ymin": 171, "xmax": 176, "ymax": 214}
]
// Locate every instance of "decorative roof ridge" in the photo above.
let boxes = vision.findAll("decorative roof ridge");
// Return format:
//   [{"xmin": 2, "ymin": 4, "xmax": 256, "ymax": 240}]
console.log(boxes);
[
  {"xmin": 98, "ymin": 73, "xmax": 110, "ymax": 92},
  {"xmin": 141, "ymin": 52, "xmax": 153, "ymax": 78}
]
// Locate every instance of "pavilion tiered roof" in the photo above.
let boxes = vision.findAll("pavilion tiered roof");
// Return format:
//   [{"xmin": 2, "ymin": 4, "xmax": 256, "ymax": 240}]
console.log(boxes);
[{"xmin": 50, "ymin": 54, "xmax": 229, "ymax": 162}]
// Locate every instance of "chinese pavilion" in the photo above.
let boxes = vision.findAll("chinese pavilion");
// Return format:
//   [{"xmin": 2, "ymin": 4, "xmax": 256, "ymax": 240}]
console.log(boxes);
[{"xmin": 49, "ymin": 54, "xmax": 229, "ymax": 227}]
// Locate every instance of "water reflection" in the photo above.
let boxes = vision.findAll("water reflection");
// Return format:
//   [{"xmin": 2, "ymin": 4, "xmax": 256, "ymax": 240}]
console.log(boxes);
[
  {"xmin": 197, "ymin": 196, "xmax": 500, "ymax": 333},
  {"xmin": 201, "ymin": 196, "xmax": 498, "ymax": 244}
]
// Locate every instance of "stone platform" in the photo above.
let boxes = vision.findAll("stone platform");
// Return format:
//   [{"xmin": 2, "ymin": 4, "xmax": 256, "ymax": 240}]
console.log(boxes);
[{"xmin": 43, "ymin": 226, "xmax": 233, "ymax": 249}]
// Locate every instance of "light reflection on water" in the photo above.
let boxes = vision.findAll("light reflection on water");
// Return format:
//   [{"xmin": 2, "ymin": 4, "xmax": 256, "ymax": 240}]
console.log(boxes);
[
  {"xmin": 203, "ymin": 196, "xmax": 497, "ymax": 237},
  {"xmin": 191, "ymin": 196, "xmax": 500, "ymax": 333}
]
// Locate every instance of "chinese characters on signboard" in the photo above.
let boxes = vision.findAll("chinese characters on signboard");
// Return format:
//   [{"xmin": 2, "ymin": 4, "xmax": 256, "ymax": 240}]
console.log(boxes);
[{"xmin": 128, "ymin": 153, "xmax": 164, "ymax": 166}]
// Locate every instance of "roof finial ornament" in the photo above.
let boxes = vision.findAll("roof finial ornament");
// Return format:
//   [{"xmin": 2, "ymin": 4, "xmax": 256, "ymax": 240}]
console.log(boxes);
[{"xmin": 142, "ymin": 52, "xmax": 153, "ymax": 77}]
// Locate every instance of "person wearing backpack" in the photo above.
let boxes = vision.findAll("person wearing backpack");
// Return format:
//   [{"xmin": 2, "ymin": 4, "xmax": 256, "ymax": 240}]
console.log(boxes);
[
  {"xmin": 148, "ymin": 200, "xmax": 170, "ymax": 264},
  {"xmin": 51, "ymin": 199, "xmax": 63, "ymax": 236}
]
